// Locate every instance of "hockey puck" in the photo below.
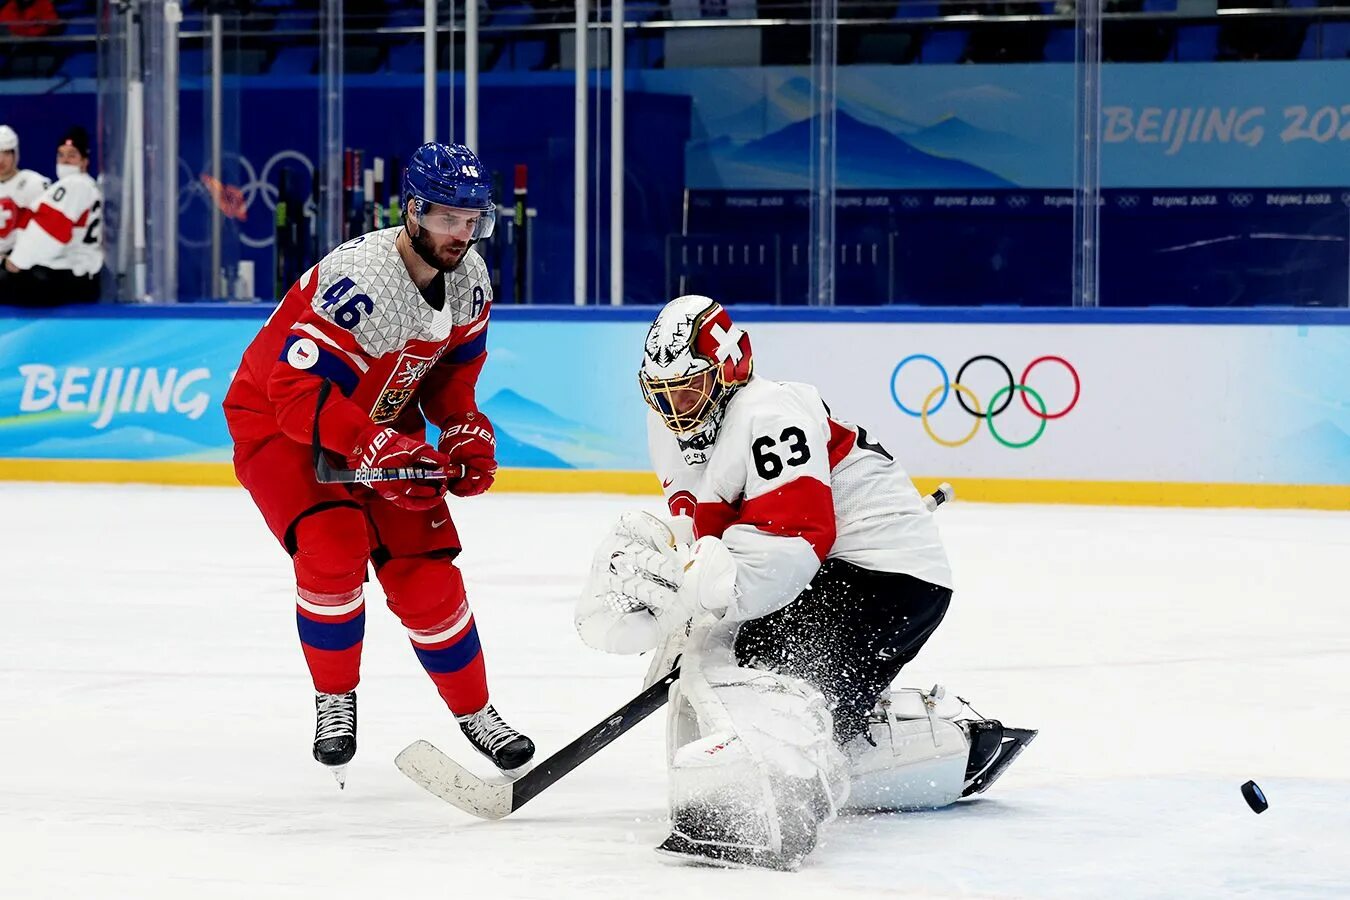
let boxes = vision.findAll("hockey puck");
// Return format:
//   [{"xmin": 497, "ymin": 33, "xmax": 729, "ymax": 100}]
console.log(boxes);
[{"xmin": 1241, "ymin": 780, "xmax": 1268, "ymax": 814}]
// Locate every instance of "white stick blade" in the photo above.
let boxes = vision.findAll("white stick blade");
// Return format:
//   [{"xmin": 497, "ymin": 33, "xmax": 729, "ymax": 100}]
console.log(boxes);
[{"xmin": 395, "ymin": 739, "xmax": 514, "ymax": 820}]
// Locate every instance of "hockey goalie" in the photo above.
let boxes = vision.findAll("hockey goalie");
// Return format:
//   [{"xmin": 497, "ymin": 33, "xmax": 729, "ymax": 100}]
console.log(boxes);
[{"xmin": 575, "ymin": 296, "xmax": 1036, "ymax": 871}]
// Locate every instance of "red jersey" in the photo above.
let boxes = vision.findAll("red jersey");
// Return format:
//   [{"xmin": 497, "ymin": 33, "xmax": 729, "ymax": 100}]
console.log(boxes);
[{"xmin": 224, "ymin": 227, "xmax": 492, "ymax": 460}]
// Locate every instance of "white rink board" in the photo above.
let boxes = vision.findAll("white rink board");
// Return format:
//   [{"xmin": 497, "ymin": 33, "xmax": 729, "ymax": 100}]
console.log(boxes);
[{"xmin": 747, "ymin": 321, "xmax": 1350, "ymax": 487}]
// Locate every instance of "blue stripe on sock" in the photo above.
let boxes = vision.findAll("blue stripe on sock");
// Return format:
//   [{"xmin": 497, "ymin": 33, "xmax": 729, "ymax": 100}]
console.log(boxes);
[
  {"xmin": 297, "ymin": 609, "xmax": 366, "ymax": 651},
  {"xmin": 412, "ymin": 624, "xmax": 483, "ymax": 674}
]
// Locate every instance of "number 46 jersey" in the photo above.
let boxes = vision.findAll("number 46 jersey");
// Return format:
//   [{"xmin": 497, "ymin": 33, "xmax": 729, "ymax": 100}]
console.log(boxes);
[
  {"xmin": 224, "ymin": 226, "xmax": 492, "ymax": 459},
  {"xmin": 650, "ymin": 377, "xmax": 952, "ymax": 621}
]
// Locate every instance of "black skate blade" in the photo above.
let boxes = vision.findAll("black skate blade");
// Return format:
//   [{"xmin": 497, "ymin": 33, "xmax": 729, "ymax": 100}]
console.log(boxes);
[
  {"xmin": 963, "ymin": 727, "xmax": 1037, "ymax": 798},
  {"xmin": 654, "ymin": 833, "xmax": 801, "ymax": 873},
  {"xmin": 329, "ymin": 764, "xmax": 348, "ymax": 790}
]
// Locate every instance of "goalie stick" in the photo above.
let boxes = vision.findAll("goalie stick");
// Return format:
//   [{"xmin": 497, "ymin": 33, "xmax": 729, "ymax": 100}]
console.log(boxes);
[
  {"xmin": 310, "ymin": 379, "xmax": 464, "ymax": 484},
  {"xmin": 394, "ymin": 483, "xmax": 955, "ymax": 819}
]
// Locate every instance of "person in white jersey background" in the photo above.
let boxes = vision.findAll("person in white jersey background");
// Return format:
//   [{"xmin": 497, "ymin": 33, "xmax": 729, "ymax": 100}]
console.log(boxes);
[
  {"xmin": 0, "ymin": 125, "xmax": 102, "ymax": 305},
  {"xmin": 575, "ymin": 295, "xmax": 1035, "ymax": 871},
  {"xmin": 0, "ymin": 124, "xmax": 50, "ymax": 264}
]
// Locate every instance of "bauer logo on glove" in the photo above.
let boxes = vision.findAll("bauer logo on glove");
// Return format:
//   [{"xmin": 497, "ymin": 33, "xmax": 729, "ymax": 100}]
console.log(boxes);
[
  {"xmin": 349, "ymin": 425, "xmax": 451, "ymax": 511},
  {"xmin": 438, "ymin": 411, "xmax": 498, "ymax": 497}
]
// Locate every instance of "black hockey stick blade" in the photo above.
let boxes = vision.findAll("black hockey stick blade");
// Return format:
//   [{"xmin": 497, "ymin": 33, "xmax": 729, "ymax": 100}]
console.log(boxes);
[
  {"xmin": 396, "ymin": 667, "xmax": 682, "ymax": 819},
  {"xmin": 310, "ymin": 377, "xmax": 461, "ymax": 484}
]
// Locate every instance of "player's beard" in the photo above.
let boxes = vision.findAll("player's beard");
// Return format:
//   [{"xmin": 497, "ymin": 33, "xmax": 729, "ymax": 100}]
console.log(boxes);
[{"xmin": 408, "ymin": 223, "xmax": 469, "ymax": 273}]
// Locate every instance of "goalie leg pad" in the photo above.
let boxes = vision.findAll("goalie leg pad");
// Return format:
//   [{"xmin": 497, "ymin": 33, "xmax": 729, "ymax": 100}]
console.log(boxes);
[
  {"xmin": 658, "ymin": 621, "xmax": 848, "ymax": 870},
  {"xmin": 841, "ymin": 716, "xmax": 969, "ymax": 812}
]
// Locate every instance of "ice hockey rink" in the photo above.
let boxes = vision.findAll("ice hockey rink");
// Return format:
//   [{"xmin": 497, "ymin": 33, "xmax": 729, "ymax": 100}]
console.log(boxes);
[{"xmin": 3, "ymin": 482, "xmax": 1348, "ymax": 899}]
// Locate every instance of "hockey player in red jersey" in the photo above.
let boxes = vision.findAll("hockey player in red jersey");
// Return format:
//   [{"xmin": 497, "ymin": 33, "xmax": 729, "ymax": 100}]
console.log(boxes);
[
  {"xmin": 224, "ymin": 142, "xmax": 534, "ymax": 785},
  {"xmin": 576, "ymin": 296, "xmax": 1035, "ymax": 869}
]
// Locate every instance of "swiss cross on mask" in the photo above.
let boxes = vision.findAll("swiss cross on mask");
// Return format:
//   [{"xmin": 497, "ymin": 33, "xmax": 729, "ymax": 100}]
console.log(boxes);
[{"xmin": 696, "ymin": 307, "xmax": 752, "ymax": 385}]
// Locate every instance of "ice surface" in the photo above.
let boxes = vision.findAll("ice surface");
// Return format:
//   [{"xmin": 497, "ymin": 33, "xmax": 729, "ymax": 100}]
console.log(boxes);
[{"xmin": 2, "ymin": 483, "xmax": 1348, "ymax": 898}]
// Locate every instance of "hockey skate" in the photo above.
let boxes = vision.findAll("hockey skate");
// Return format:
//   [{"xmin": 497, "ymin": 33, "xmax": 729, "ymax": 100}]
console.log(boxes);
[
  {"xmin": 457, "ymin": 704, "xmax": 536, "ymax": 771},
  {"xmin": 961, "ymin": 719, "xmax": 1037, "ymax": 797},
  {"xmin": 313, "ymin": 691, "xmax": 357, "ymax": 788}
]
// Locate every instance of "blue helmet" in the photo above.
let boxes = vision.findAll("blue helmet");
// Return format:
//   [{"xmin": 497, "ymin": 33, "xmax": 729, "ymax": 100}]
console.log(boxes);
[{"xmin": 402, "ymin": 142, "xmax": 496, "ymax": 240}]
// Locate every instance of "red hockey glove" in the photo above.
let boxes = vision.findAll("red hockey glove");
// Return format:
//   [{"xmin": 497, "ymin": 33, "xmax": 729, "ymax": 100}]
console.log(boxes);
[
  {"xmin": 437, "ymin": 411, "xmax": 498, "ymax": 497},
  {"xmin": 349, "ymin": 426, "xmax": 451, "ymax": 511}
]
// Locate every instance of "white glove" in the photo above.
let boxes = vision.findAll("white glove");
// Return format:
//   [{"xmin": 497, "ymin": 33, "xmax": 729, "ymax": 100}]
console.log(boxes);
[
  {"xmin": 575, "ymin": 512, "xmax": 692, "ymax": 654},
  {"xmin": 679, "ymin": 535, "xmax": 740, "ymax": 617}
]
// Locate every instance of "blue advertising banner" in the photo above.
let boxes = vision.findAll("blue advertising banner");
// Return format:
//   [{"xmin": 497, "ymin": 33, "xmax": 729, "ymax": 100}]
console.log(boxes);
[
  {"xmin": 636, "ymin": 62, "xmax": 1350, "ymax": 190},
  {"xmin": 1, "ymin": 307, "xmax": 1348, "ymax": 514},
  {"xmin": 0, "ymin": 312, "xmax": 651, "ymax": 470}
]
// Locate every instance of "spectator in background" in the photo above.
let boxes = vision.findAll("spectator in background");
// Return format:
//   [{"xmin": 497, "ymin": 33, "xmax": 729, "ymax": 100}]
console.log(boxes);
[
  {"xmin": 0, "ymin": 124, "xmax": 50, "ymax": 261},
  {"xmin": 0, "ymin": 126, "xmax": 102, "ymax": 306},
  {"xmin": 0, "ymin": 0, "xmax": 60, "ymax": 37}
]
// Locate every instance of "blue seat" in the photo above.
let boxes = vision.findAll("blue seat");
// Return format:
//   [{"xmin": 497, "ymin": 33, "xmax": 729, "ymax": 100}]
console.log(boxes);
[
  {"xmin": 627, "ymin": 2, "xmax": 663, "ymax": 23},
  {"xmin": 387, "ymin": 40, "xmax": 425, "ymax": 74},
  {"xmin": 1322, "ymin": 22, "xmax": 1350, "ymax": 58},
  {"xmin": 178, "ymin": 48, "xmax": 205, "ymax": 76},
  {"xmin": 1174, "ymin": 24, "xmax": 1218, "ymax": 61},
  {"xmin": 921, "ymin": 28, "xmax": 969, "ymax": 62},
  {"xmin": 270, "ymin": 46, "xmax": 317, "ymax": 75},
  {"xmin": 894, "ymin": 0, "xmax": 940, "ymax": 17},
  {"xmin": 1141, "ymin": 0, "xmax": 1176, "ymax": 10},
  {"xmin": 1043, "ymin": 25, "xmax": 1076, "ymax": 61},
  {"xmin": 503, "ymin": 38, "xmax": 547, "ymax": 71},
  {"xmin": 59, "ymin": 51, "xmax": 97, "ymax": 78}
]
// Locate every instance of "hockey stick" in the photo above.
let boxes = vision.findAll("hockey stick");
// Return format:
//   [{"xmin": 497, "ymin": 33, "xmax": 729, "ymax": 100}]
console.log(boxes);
[
  {"xmin": 394, "ymin": 483, "xmax": 955, "ymax": 819},
  {"xmin": 310, "ymin": 378, "xmax": 464, "ymax": 485},
  {"xmin": 396, "ymin": 667, "xmax": 682, "ymax": 819}
]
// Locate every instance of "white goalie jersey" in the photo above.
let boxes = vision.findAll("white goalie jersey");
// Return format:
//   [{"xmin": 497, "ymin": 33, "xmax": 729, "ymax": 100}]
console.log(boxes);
[{"xmin": 649, "ymin": 377, "xmax": 952, "ymax": 621}]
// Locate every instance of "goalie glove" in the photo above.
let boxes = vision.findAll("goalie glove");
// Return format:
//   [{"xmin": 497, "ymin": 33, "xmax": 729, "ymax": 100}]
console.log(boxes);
[{"xmin": 575, "ymin": 512, "xmax": 692, "ymax": 655}]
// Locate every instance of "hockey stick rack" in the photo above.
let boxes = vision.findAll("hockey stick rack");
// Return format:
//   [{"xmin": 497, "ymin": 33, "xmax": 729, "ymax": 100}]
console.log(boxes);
[
  {"xmin": 310, "ymin": 379, "xmax": 460, "ymax": 484},
  {"xmin": 395, "ymin": 484, "xmax": 955, "ymax": 819}
]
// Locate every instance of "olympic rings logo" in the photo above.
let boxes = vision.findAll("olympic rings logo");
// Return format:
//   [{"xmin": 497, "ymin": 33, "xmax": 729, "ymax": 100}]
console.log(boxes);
[
  {"xmin": 890, "ymin": 354, "xmax": 1080, "ymax": 449},
  {"xmin": 176, "ymin": 150, "xmax": 315, "ymax": 250}
]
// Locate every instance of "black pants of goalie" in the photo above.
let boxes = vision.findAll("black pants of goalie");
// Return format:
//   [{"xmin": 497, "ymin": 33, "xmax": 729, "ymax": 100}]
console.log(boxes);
[{"xmin": 733, "ymin": 559, "xmax": 952, "ymax": 747}]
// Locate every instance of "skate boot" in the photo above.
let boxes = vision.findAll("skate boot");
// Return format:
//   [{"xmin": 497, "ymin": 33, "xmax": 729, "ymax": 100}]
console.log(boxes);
[
  {"xmin": 313, "ymin": 690, "xmax": 357, "ymax": 788},
  {"xmin": 457, "ymin": 703, "xmax": 536, "ymax": 771}
]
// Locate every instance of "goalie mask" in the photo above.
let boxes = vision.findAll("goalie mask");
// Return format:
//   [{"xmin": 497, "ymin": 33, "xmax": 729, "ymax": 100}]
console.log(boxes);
[{"xmin": 640, "ymin": 295, "xmax": 753, "ymax": 464}]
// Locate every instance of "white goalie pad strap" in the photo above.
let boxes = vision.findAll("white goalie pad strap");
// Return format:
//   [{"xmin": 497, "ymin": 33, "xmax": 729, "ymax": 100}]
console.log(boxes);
[
  {"xmin": 841, "ymin": 716, "xmax": 969, "ymax": 812},
  {"xmin": 885, "ymin": 686, "xmax": 972, "ymax": 722}
]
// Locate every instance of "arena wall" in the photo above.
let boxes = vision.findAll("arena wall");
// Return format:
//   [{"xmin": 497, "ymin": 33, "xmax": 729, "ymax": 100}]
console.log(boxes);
[{"xmin": 1, "ymin": 306, "xmax": 1346, "ymax": 509}]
